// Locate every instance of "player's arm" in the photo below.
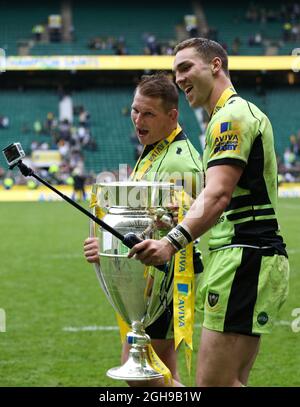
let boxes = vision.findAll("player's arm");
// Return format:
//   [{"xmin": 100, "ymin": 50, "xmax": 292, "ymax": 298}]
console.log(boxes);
[
  {"xmin": 181, "ymin": 163, "xmax": 243, "ymax": 239},
  {"xmin": 129, "ymin": 164, "xmax": 243, "ymax": 265}
]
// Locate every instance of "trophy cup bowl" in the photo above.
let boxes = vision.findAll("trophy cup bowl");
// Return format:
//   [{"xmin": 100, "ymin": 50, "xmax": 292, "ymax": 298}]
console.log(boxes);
[{"xmin": 90, "ymin": 181, "xmax": 175, "ymax": 381}]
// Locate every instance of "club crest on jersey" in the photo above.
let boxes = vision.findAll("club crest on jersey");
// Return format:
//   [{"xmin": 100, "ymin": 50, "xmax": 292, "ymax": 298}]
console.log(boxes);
[{"xmin": 208, "ymin": 292, "xmax": 219, "ymax": 307}]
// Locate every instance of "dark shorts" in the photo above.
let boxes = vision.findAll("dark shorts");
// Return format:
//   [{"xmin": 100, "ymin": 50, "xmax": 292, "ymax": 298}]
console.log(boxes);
[{"xmin": 197, "ymin": 247, "xmax": 289, "ymax": 336}]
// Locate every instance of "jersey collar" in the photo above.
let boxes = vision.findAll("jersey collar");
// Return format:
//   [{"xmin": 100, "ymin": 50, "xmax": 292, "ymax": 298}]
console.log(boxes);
[
  {"xmin": 211, "ymin": 86, "xmax": 237, "ymax": 119},
  {"xmin": 140, "ymin": 124, "xmax": 182, "ymax": 159}
]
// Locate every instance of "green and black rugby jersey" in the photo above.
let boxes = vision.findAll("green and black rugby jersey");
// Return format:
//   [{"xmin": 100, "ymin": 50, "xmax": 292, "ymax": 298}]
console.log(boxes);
[
  {"xmin": 134, "ymin": 130, "xmax": 203, "ymax": 199},
  {"xmin": 203, "ymin": 88, "xmax": 287, "ymax": 255}
]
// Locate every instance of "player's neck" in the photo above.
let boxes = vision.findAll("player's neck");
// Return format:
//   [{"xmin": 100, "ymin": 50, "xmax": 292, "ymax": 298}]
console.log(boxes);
[
  {"xmin": 156, "ymin": 124, "xmax": 179, "ymax": 143},
  {"xmin": 206, "ymin": 77, "xmax": 233, "ymax": 117}
]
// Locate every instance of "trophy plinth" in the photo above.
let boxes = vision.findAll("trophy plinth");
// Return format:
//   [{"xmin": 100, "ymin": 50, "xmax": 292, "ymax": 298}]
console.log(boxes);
[
  {"xmin": 106, "ymin": 321, "xmax": 163, "ymax": 381},
  {"xmin": 90, "ymin": 181, "xmax": 175, "ymax": 381}
]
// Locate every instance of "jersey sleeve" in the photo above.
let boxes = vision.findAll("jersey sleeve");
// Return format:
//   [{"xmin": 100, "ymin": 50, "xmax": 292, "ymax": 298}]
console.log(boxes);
[{"xmin": 206, "ymin": 105, "xmax": 257, "ymax": 169}]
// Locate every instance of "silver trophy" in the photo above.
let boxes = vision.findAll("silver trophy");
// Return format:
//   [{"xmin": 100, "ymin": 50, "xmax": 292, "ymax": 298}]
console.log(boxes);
[{"xmin": 90, "ymin": 181, "xmax": 175, "ymax": 381}]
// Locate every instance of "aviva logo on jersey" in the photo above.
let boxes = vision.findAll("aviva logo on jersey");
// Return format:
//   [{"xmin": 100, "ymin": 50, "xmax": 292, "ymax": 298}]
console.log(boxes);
[
  {"xmin": 220, "ymin": 121, "xmax": 232, "ymax": 133},
  {"xmin": 211, "ymin": 120, "xmax": 241, "ymax": 155}
]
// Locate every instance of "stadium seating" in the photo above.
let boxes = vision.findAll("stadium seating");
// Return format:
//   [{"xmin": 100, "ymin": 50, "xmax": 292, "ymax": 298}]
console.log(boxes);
[
  {"xmin": 0, "ymin": 87, "xmax": 202, "ymax": 173},
  {"xmin": 0, "ymin": 0, "xmax": 195, "ymax": 56},
  {"xmin": 239, "ymin": 87, "xmax": 300, "ymax": 155},
  {"xmin": 1, "ymin": 85, "xmax": 298, "ymax": 172},
  {"xmin": 0, "ymin": 90, "xmax": 58, "ymax": 166},
  {"xmin": 0, "ymin": 2, "xmax": 60, "ymax": 56},
  {"xmin": 71, "ymin": 88, "xmax": 201, "ymax": 172},
  {"xmin": 202, "ymin": 0, "xmax": 298, "ymax": 56},
  {"xmin": 72, "ymin": 87, "xmax": 135, "ymax": 171},
  {"xmin": 71, "ymin": 0, "xmax": 192, "ymax": 55},
  {"xmin": 1, "ymin": 0, "xmax": 297, "ymax": 57},
  {"xmin": 0, "ymin": 0, "xmax": 298, "ymax": 174}
]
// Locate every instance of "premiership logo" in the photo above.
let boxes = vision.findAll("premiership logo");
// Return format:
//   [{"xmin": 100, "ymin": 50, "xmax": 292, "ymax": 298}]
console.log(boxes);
[{"xmin": 208, "ymin": 292, "xmax": 219, "ymax": 307}]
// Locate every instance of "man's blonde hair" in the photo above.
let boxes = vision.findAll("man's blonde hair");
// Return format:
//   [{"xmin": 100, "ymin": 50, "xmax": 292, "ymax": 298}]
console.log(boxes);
[{"xmin": 135, "ymin": 73, "xmax": 178, "ymax": 112}]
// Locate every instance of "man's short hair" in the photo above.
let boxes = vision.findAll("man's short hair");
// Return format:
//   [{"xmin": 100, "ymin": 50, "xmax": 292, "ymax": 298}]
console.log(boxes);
[
  {"xmin": 135, "ymin": 73, "xmax": 178, "ymax": 112},
  {"xmin": 174, "ymin": 38, "xmax": 229, "ymax": 77}
]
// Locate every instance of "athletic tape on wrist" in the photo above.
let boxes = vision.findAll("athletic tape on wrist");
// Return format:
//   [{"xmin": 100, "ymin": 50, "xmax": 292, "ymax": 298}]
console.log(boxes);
[
  {"xmin": 163, "ymin": 235, "xmax": 182, "ymax": 252},
  {"xmin": 166, "ymin": 224, "xmax": 192, "ymax": 250}
]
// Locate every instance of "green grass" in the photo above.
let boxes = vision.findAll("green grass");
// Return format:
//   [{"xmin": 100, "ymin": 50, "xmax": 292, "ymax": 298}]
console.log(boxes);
[{"xmin": 0, "ymin": 198, "xmax": 299, "ymax": 387}]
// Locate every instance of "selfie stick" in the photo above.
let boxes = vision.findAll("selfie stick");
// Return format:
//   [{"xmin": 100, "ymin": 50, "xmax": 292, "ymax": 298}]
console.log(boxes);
[{"xmin": 14, "ymin": 160, "xmax": 167, "ymax": 272}]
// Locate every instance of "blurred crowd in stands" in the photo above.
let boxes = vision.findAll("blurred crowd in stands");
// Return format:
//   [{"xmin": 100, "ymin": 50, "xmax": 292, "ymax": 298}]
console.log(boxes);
[
  {"xmin": 278, "ymin": 130, "xmax": 300, "ymax": 183},
  {"xmin": 1, "ymin": 103, "xmax": 300, "ymax": 193},
  {"xmin": 31, "ymin": 14, "xmax": 66, "ymax": 44},
  {"xmin": 88, "ymin": 36, "xmax": 128, "ymax": 55},
  {"xmin": 0, "ymin": 103, "xmax": 99, "ymax": 199},
  {"xmin": 1, "ymin": 1, "xmax": 300, "ymax": 195},
  {"xmin": 207, "ymin": 1, "xmax": 300, "ymax": 55},
  {"xmin": 246, "ymin": 2, "xmax": 300, "ymax": 50},
  {"xmin": 87, "ymin": 32, "xmax": 176, "ymax": 56},
  {"xmin": 0, "ymin": 115, "xmax": 9, "ymax": 129},
  {"xmin": 20, "ymin": 1, "xmax": 299, "ymax": 58}
]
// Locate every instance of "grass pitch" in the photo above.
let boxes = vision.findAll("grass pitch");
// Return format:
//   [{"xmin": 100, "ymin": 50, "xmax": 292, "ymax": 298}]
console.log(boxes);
[{"xmin": 0, "ymin": 198, "xmax": 299, "ymax": 387}]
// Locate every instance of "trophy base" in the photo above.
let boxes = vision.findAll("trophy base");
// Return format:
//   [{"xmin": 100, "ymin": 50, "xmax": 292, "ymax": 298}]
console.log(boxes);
[{"xmin": 106, "ymin": 351, "xmax": 163, "ymax": 381}]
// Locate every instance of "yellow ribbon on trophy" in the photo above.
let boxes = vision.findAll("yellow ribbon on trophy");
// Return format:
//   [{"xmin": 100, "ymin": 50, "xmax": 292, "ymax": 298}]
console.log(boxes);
[
  {"xmin": 146, "ymin": 344, "xmax": 173, "ymax": 385},
  {"xmin": 115, "ymin": 266, "xmax": 173, "ymax": 385},
  {"xmin": 89, "ymin": 190, "xmax": 173, "ymax": 385},
  {"xmin": 115, "ymin": 275, "xmax": 173, "ymax": 385},
  {"xmin": 89, "ymin": 190, "xmax": 106, "ymax": 220},
  {"xmin": 173, "ymin": 189, "xmax": 195, "ymax": 375}
]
